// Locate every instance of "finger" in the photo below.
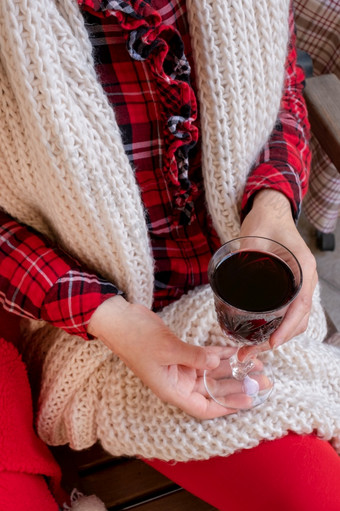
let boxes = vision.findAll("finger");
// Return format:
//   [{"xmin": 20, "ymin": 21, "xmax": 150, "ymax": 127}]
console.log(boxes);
[
  {"xmin": 237, "ymin": 342, "xmax": 270, "ymax": 361},
  {"xmin": 196, "ymin": 371, "xmax": 272, "ymax": 398},
  {"xmin": 197, "ymin": 356, "xmax": 264, "ymax": 378},
  {"xmin": 178, "ymin": 392, "xmax": 245, "ymax": 419},
  {"xmin": 200, "ymin": 372, "xmax": 273, "ymax": 412},
  {"xmin": 270, "ymin": 287, "xmax": 314, "ymax": 348},
  {"xmin": 205, "ymin": 392, "xmax": 253, "ymax": 411},
  {"xmin": 270, "ymin": 267, "xmax": 317, "ymax": 347},
  {"xmin": 168, "ymin": 371, "xmax": 273, "ymax": 420},
  {"xmin": 173, "ymin": 342, "xmax": 236, "ymax": 371},
  {"xmin": 199, "ymin": 373, "xmax": 245, "ymax": 396}
]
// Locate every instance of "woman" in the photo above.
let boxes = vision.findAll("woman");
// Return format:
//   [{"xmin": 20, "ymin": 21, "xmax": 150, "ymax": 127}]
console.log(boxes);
[{"xmin": 0, "ymin": 1, "xmax": 340, "ymax": 509}]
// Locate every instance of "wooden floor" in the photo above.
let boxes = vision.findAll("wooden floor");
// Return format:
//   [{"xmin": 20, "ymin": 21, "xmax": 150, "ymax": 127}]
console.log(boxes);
[{"xmin": 50, "ymin": 443, "xmax": 217, "ymax": 510}]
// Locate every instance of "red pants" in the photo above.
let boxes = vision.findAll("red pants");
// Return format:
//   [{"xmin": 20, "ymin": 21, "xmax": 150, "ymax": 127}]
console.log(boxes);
[{"xmin": 146, "ymin": 433, "xmax": 340, "ymax": 511}]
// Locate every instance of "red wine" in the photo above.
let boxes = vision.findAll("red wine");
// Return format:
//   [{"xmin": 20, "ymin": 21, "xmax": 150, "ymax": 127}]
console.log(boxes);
[
  {"xmin": 213, "ymin": 250, "xmax": 296, "ymax": 312},
  {"xmin": 211, "ymin": 250, "xmax": 296, "ymax": 344}
]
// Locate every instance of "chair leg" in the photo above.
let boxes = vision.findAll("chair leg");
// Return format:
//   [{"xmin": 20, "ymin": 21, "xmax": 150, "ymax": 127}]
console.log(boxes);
[{"xmin": 316, "ymin": 230, "xmax": 336, "ymax": 251}]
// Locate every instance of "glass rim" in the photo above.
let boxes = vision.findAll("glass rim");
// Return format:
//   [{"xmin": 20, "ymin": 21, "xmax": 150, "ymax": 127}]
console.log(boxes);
[{"xmin": 208, "ymin": 236, "xmax": 303, "ymax": 315}]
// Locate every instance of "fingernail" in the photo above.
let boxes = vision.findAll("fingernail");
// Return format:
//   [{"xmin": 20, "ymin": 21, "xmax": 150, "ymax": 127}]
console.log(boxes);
[
  {"xmin": 272, "ymin": 338, "xmax": 284, "ymax": 349},
  {"xmin": 242, "ymin": 375, "xmax": 259, "ymax": 397},
  {"xmin": 206, "ymin": 353, "xmax": 220, "ymax": 368}
]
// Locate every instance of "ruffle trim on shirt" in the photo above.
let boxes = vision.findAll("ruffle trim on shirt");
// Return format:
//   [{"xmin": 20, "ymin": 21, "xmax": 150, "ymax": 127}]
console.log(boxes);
[{"xmin": 78, "ymin": 0, "xmax": 200, "ymax": 225}]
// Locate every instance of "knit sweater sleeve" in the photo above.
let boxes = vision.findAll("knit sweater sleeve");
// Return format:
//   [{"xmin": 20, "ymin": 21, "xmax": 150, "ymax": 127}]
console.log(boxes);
[
  {"xmin": 0, "ymin": 210, "xmax": 120, "ymax": 340},
  {"xmin": 240, "ymin": 5, "xmax": 310, "ymax": 221}
]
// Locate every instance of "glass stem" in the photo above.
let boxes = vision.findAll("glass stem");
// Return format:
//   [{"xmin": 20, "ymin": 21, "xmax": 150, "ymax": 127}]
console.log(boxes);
[
  {"xmin": 229, "ymin": 349, "xmax": 256, "ymax": 380},
  {"xmin": 230, "ymin": 340, "xmax": 270, "ymax": 380},
  {"xmin": 229, "ymin": 343, "xmax": 265, "ymax": 380}
]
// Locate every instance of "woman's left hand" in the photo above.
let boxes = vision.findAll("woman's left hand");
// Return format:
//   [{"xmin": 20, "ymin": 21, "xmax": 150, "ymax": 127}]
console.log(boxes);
[{"xmin": 239, "ymin": 189, "xmax": 318, "ymax": 350}]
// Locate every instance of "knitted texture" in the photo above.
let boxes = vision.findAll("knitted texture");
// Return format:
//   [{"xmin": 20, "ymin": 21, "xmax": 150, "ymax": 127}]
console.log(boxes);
[
  {"xmin": 186, "ymin": 0, "xmax": 291, "ymax": 242},
  {"xmin": 34, "ymin": 284, "xmax": 340, "ymax": 461},
  {"xmin": 1, "ymin": 0, "xmax": 340, "ymax": 461}
]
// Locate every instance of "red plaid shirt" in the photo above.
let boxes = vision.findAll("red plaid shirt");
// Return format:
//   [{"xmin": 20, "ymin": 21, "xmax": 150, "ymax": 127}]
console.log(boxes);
[{"xmin": 0, "ymin": 0, "xmax": 310, "ymax": 340}]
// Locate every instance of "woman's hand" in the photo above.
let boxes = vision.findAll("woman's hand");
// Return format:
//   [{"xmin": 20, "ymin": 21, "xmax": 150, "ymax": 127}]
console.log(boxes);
[
  {"xmin": 87, "ymin": 295, "xmax": 270, "ymax": 419},
  {"xmin": 240, "ymin": 189, "xmax": 318, "ymax": 349}
]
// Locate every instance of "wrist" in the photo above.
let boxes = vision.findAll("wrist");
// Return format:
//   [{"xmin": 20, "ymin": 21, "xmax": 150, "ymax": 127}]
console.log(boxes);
[
  {"xmin": 240, "ymin": 189, "xmax": 297, "ymax": 240},
  {"xmin": 87, "ymin": 294, "xmax": 129, "ymax": 340},
  {"xmin": 250, "ymin": 190, "xmax": 294, "ymax": 222}
]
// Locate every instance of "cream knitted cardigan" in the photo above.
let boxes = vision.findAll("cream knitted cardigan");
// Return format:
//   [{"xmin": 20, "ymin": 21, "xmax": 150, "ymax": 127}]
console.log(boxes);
[{"xmin": 0, "ymin": 0, "xmax": 340, "ymax": 461}]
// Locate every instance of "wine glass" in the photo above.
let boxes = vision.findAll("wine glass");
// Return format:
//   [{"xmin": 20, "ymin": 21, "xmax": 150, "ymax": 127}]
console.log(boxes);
[{"xmin": 204, "ymin": 236, "xmax": 302, "ymax": 408}]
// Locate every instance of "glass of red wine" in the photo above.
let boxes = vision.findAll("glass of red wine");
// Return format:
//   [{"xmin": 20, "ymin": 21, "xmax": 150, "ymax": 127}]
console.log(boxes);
[{"xmin": 204, "ymin": 236, "xmax": 302, "ymax": 408}]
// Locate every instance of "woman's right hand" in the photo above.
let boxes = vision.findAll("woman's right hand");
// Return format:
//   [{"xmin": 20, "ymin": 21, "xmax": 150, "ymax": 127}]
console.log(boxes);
[{"xmin": 87, "ymin": 295, "xmax": 271, "ymax": 419}]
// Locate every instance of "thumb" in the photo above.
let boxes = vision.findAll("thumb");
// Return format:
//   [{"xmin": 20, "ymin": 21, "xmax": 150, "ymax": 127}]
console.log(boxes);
[{"xmin": 174, "ymin": 341, "xmax": 220, "ymax": 370}]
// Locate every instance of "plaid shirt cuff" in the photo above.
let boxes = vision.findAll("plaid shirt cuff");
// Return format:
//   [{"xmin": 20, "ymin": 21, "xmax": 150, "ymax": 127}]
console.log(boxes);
[
  {"xmin": 241, "ymin": 160, "xmax": 304, "ymax": 222},
  {"xmin": 0, "ymin": 212, "xmax": 120, "ymax": 340},
  {"xmin": 41, "ymin": 270, "xmax": 120, "ymax": 340}
]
